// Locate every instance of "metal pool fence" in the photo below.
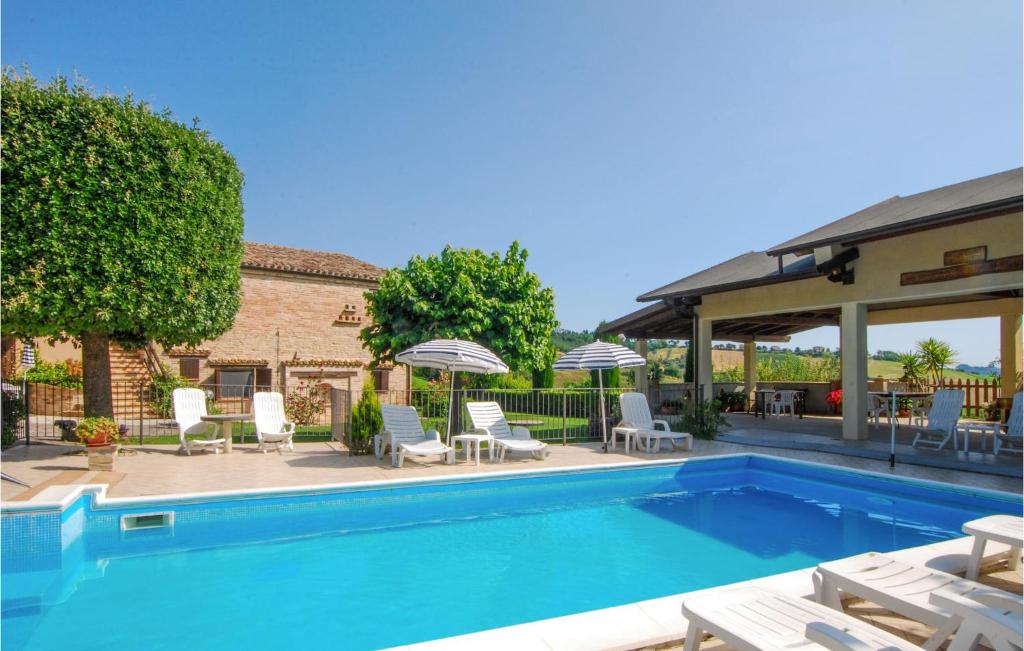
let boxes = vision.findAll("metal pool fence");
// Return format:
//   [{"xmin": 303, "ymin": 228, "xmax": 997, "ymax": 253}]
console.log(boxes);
[{"xmin": 4, "ymin": 381, "xmax": 631, "ymax": 447}]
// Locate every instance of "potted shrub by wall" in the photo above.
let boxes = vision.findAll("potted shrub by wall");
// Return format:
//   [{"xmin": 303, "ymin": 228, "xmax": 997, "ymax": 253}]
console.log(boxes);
[{"xmin": 75, "ymin": 417, "xmax": 121, "ymax": 447}]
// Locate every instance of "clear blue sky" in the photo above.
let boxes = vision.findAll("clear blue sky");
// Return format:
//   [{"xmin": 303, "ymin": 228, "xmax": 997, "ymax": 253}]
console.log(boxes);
[{"xmin": 4, "ymin": 1, "xmax": 1020, "ymax": 365}]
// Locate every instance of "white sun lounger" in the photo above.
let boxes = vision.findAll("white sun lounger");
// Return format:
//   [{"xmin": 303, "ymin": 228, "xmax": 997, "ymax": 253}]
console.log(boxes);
[
  {"xmin": 380, "ymin": 405, "xmax": 454, "ymax": 468},
  {"xmin": 964, "ymin": 514, "xmax": 1023, "ymax": 580},
  {"xmin": 813, "ymin": 551, "xmax": 1023, "ymax": 651},
  {"xmin": 680, "ymin": 586, "xmax": 921, "ymax": 651},
  {"xmin": 172, "ymin": 387, "xmax": 225, "ymax": 455},
  {"xmin": 465, "ymin": 401, "xmax": 548, "ymax": 462},
  {"xmin": 253, "ymin": 391, "xmax": 296, "ymax": 453},
  {"xmin": 911, "ymin": 388, "xmax": 965, "ymax": 450},
  {"xmin": 619, "ymin": 392, "xmax": 693, "ymax": 453}
]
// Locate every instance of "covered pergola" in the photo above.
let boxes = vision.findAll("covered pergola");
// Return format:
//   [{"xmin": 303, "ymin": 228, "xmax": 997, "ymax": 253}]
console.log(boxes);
[{"xmin": 600, "ymin": 167, "xmax": 1023, "ymax": 440}]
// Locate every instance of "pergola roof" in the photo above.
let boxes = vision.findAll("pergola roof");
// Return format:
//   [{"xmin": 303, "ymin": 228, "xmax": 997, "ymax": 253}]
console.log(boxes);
[
  {"xmin": 766, "ymin": 167, "xmax": 1022, "ymax": 256},
  {"xmin": 637, "ymin": 252, "xmax": 818, "ymax": 302},
  {"xmin": 598, "ymin": 301, "xmax": 838, "ymax": 342},
  {"xmin": 601, "ymin": 168, "xmax": 1023, "ymax": 342}
]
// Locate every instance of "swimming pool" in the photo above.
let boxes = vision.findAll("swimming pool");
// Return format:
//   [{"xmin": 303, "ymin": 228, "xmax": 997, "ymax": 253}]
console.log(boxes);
[{"xmin": 2, "ymin": 454, "xmax": 1019, "ymax": 650}]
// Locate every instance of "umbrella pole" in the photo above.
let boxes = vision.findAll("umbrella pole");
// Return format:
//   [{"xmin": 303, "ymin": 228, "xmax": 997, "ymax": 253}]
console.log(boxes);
[
  {"xmin": 889, "ymin": 389, "xmax": 897, "ymax": 469},
  {"xmin": 447, "ymin": 370, "xmax": 456, "ymax": 446},
  {"xmin": 599, "ymin": 370, "xmax": 608, "ymax": 453}
]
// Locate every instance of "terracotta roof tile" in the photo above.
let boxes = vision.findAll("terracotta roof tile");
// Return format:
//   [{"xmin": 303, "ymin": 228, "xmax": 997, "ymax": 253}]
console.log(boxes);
[
  {"xmin": 243, "ymin": 242, "xmax": 385, "ymax": 281},
  {"xmin": 281, "ymin": 359, "xmax": 364, "ymax": 368}
]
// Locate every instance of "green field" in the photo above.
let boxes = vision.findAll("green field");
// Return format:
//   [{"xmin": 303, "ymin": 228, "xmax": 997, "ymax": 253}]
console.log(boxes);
[{"xmin": 650, "ymin": 346, "xmax": 994, "ymax": 381}]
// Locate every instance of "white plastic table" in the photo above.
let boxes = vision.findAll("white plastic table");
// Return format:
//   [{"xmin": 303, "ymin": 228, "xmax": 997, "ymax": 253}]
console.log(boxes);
[
  {"xmin": 450, "ymin": 433, "xmax": 493, "ymax": 465},
  {"xmin": 200, "ymin": 413, "xmax": 251, "ymax": 454},
  {"xmin": 957, "ymin": 420, "xmax": 1000, "ymax": 453},
  {"xmin": 610, "ymin": 426, "xmax": 637, "ymax": 453},
  {"xmin": 963, "ymin": 514, "xmax": 1023, "ymax": 580}
]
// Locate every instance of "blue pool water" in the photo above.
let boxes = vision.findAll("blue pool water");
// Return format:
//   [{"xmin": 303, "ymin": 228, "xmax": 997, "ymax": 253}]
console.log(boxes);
[{"xmin": 2, "ymin": 455, "xmax": 1019, "ymax": 650}]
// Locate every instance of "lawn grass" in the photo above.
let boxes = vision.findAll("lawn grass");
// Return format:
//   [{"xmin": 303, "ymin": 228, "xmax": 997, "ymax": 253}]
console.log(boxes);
[{"xmin": 137, "ymin": 412, "xmax": 594, "ymax": 445}]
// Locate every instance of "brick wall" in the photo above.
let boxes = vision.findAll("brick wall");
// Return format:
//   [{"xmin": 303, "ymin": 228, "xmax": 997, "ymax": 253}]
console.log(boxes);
[{"xmin": 158, "ymin": 268, "xmax": 407, "ymax": 397}]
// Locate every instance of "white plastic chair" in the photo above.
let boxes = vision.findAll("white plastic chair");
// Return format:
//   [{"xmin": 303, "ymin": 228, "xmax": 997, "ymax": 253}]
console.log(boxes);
[
  {"xmin": 465, "ymin": 401, "xmax": 548, "ymax": 462},
  {"xmin": 867, "ymin": 394, "xmax": 894, "ymax": 428},
  {"xmin": 995, "ymin": 391, "xmax": 1023, "ymax": 455},
  {"xmin": 253, "ymin": 391, "xmax": 296, "ymax": 453},
  {"xmin": 911, "ymin": 389, "xmax": 965, "ymax": 450},
  {"xmin": 172, "ymin": 388, "xmax": 224, "ymax": 455},
  {"xmin": 380, "ymin": 405, "xmax": 454, "ymax": 467},
  {"xmin": 769, "ymin": 390, "xmax": 797, "ymax": 417},
  {"xmin": 618, "ymin": 392, "xmax": 692, "ymax": 453}
]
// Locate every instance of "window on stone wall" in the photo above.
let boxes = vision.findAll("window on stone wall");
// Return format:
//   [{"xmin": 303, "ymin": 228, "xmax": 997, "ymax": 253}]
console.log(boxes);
[
  {"xmin": 179, "ymin": 358, "xmax": 200, "ymax": 381},
  {"xmin": 214, "ymin": 368, "xmax": 255, "ymax": 399},
  {"xmin": 372, "ymin": 368, "xmax": 390, "ymax": 392}
]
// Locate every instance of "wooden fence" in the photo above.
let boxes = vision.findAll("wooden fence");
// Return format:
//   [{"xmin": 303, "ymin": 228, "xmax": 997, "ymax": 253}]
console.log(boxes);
[{"xmin": 928, "ymin": 377, "xmax": 1001, "ymax": 419}]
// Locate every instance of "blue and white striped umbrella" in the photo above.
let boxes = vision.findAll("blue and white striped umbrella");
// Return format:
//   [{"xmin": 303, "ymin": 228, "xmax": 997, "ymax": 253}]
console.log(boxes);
[
  {"xmin": 553, "ymin": 341, "xmax": 645, "ymax": 451},
  {"xmin": 552, "ymin": 341, "xmax": 645, "ymax": 371},
  {"xmin": 396, "ymin": 339, "xmax": 509, "ymax": 374},
  {"xmin": 396, "ymin": 339, "xmax": 508, "ymax": 443}
]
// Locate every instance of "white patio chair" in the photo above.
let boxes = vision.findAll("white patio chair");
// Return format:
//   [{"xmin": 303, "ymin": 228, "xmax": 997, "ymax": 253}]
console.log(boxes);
[
  {"xmin": 253, "ymin": 391, "xmax": 296, "ymax": 453},
  {"xmin": 867, "ymin": 394, "xmax": 894, "ymax": 428},
  {"xmin": 618, "ymin": 392, "xmax": 692, "ymax": 453},
  {"xmin": 465, "ymin": 401, "xmax": 548, "ymax": 462},
  {"xmin": 681, "ymin": 586, "xmax": 921, "ymax": 651},
  {"xmin": 769, "ymin": 389, "xmax": 797, "ymax": 417},
  {"xmin": 172, "ymin": 387, "xmax": 224, "ymax": 455},
  {"xmin": 911, "ymin": 388, "xmax": 965, "ymax": 450},
  {"xmin": 994, "ymin": 391, "xmax": 1023, "ymax": 456},
  {"xmin": 813, "ymin": 551, "xmax": 1023, "ymax": 651},
  {"xmin": 380, "ymin": 405, "xmax": 454, "ymax": 468}
]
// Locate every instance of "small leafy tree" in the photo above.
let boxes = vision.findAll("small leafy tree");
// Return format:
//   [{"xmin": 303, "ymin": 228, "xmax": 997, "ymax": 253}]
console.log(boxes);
[
  {"xmin": 361, "ymin": 242, "xmax": 557, "ymax": 431},
  {"xmin": 2, "ymin": 71, "xmax": 244, "ymax": 418},
  {"xmin": 897, "ymin": 352, "xmax": 927, "ymax": 389},
  {"xmin": 349, "ymin": 376, "xmax": 383, "ymax": 455},
  {"xmin": 916, "ymin": 338, "xmax": 957, "ymax": 385}
]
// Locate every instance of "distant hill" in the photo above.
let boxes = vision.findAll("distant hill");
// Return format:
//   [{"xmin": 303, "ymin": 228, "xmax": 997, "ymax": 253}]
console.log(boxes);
[{"xmin": 955, "ymin": 363, "xmax": 1000, "ymax": 377}]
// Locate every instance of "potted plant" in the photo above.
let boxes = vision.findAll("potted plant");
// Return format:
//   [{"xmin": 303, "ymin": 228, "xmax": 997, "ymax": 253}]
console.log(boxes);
[
  {"xmin": 826, "ymin": 389, "xmax": 843, "ymax": 414},
  {"xmin": 75, "ymin": 417, "xmax": 121, "ymax": 447}
]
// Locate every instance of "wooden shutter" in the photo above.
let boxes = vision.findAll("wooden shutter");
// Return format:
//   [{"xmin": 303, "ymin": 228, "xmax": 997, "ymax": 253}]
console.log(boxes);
[
  {"xmin": 255, "ymin": 368, "xmax": 273, "ymax": 391},
  {"xmin": 372, "ymin": 369, "xmax": 389, "ymax": 391},
  {"xmin": 179, "ymin": 358, "xmax": 200, "ymax": 381},
  {"xmin": 214, "ymin": 368, "xmax": 222, "ymax": 400}
]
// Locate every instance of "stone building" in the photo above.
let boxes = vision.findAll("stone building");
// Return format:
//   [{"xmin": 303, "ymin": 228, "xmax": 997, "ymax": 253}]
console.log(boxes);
[{"xmin": 14, "ymin": 242, "xmax": 408, "ymax": 402}]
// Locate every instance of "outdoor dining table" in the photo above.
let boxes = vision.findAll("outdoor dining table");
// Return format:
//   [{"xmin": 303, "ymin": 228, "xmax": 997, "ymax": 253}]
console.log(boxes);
[
  {"xmin": 868, "ymin": 391, "xmax": 931, "ymax": 427},
  {"xmin": 751, "ymin": 389, "xmax": 806, "ymax": 419},
  {"xmin": 200, "ymin": 413, "xmax": 252, "ymax": 453}
]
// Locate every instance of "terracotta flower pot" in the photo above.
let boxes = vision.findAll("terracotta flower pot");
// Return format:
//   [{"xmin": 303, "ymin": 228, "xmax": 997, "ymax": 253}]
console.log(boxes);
[{"xmin": 83, "ymin": 432, "xmax": 109, "ymax": 447}]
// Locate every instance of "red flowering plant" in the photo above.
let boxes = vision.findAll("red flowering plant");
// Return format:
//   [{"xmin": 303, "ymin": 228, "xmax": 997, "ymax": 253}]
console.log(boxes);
[{"xmin": 826, "ymin": 389, "xmax": 843, "ymax": 412}]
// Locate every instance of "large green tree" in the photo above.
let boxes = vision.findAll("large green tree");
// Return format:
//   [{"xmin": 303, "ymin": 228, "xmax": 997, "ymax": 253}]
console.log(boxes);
[
  {"xmin": 2, "ymin": 71, "xmax": 244, "ymax": 417},
  {"xmin": 361, "ymin": 242, "xmax": 558, "ymax": 371}
]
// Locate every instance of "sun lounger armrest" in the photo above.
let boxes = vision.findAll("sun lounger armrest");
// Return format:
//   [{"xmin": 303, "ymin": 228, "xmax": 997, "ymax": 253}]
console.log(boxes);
[
  {"xmin": 929, "ymin": 589, "xmax": 1023, "ymax": 639},
  {"xmin": 949, "ymin": 588, "xmax": 1024, "ymax": 614},
  {"xmin": 511, "ymin": 426, "xmax": 531, "ymax": 439},
  {"xmin": 804, "ymin": 622, "xmax": 880, "ymax": 651},
  {"xmin": 424, "ymin": 429, "xmax": 441, "ymax": 441},
  {"xmin": 652, "ymin": 419, "xmax": 671, "ymax": 431},
  {"xmin": 283, "ymin": 422, "xmax": 296, "ymax": 433}
]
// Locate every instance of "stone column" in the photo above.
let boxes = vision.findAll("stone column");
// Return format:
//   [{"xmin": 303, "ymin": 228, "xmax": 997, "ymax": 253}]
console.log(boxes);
[
  {"xmin": 697, "ymin": 316, "xmax": 713, "ymax": 404},
  {"xmin": 635, "ymin": 339, "xmax": 649, "ymax": 399},
  {"xmin": 840, "ymin": 302, "xmax": 868, "ymax": 440},
  {"xmin": 743, "ymin": 340, "xmax": 757, "ymax": 407},
  {"xmin": 1000, "ymin": 310, "xmax": 1022, "ymax": 396}
]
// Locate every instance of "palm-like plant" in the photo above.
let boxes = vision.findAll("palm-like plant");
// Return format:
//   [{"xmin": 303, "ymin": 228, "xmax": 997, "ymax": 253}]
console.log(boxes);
[
  {"xmin": 897, "ymin": 352, "xmax": 927, "ymax": 389},
  {"xmin": 916, "ymin": 338, "xmax": 957, "ymax": 385}
]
